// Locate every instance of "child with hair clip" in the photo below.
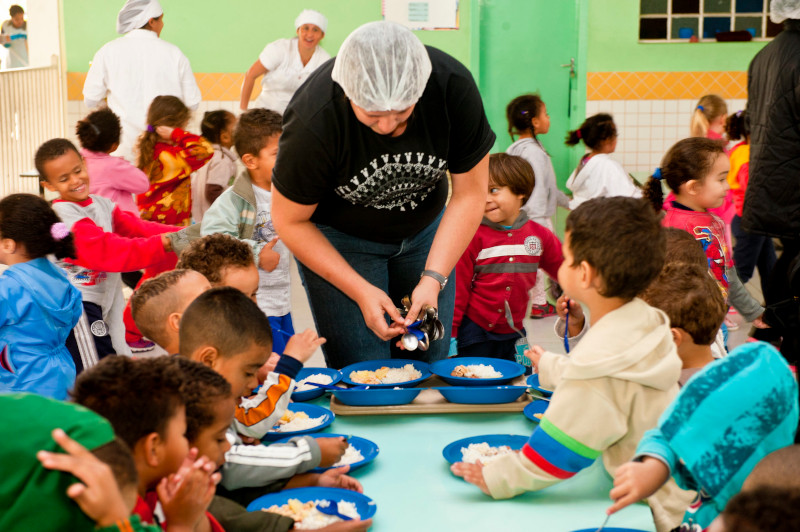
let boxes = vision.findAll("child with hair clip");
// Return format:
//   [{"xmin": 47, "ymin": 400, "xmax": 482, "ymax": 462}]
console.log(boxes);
[
  {"xmin": 726, "ymin": 110, "xmax": 776, "ymax": 298},
  {"xmin": 506, "ymin": 93, "xmax": 569, "ymax": 318},
  {"xmin": 77, "ymin": 108, "xmax": 150, "ymax": 218},
  {"xmin": 642, "ymin": 137, "xmax": 767, "ymax": 337},
  {"xmin": 192, "ymin": 110, "xmax": 237, "ymax": 224},
  {"xmin": 0, "ymin": 194, "xmax": 82, "ymax": 400},
  {"xmin": 564, "ymin": 113, "xmax": 641, "ymax": 209},
  {"xmin": 691, "ymin": 94, "xmax": 728, "ymax": 141},
  {"xmin": 136, "ymin": 95, "xmax": 213, "ymax": 227}
]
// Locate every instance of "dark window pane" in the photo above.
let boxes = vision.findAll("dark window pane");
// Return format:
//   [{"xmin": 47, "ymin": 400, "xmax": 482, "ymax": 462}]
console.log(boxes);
[
  {"xmin": 703, "ymin": 16, "xmax": 731, "ymax": 37},
  {"xmin": 672, "ymin": 17, "xmax": 700, "ymax": 38},
  {"xmin": 704, "ymin": 0, "xmax": 731, "ymax": 13},
  {"xmin": 735, "ymin": 0, "xmax": 763, "ymax": 12},
  {"xmin": 673, "ymin": 0, "xmax": 700, "ymax": 13},
  {"xmin": 734, "ymin": 16, "xmax": 762, "ymax": 36},
  {"xmin": 641, "ymin": 0, "xmax": 668, "ymax": 14},
  {"xmin": 766, "ymin": 18, "xmax": 783, "ymax": 37},
  {"xmin": 640, "ymin": 17, "xmax": 668, "ymax": 38}
]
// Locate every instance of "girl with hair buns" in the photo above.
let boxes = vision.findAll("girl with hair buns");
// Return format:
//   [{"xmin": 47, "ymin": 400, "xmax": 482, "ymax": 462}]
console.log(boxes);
[{"xmin": 0, "ymin": 194, "xmax": 82, "ymax": 400}]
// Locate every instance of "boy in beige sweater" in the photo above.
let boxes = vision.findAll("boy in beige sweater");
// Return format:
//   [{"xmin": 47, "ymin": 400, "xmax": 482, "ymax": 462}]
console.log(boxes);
[{"xmin": 452, "ymin": 197, "xmax": 693, "ymax": 532}]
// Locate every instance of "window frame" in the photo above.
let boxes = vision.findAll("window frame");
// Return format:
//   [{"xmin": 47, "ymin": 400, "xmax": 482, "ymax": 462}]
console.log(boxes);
[{"xmin": 639, "ymin": 0, "xmax": 773, "ymax": 42}]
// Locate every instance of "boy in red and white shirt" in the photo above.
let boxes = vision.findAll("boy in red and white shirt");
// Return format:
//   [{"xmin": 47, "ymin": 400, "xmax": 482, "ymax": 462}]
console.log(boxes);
[{"xmin": 452, "ymin": 153, "xmax": 563, "ymax": 361}]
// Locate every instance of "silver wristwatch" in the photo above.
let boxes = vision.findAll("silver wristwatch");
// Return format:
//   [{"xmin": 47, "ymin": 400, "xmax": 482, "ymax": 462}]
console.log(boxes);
[{"xmin": 420, "ymin": 269, "xmax": 448, "ymax": 290}]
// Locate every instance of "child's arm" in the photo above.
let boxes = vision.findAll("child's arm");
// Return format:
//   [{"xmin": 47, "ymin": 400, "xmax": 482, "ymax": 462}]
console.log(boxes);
[
  {"xmin": 166, "ymin": 128, "xmax": 214, "ymax": 172},
  {"xmin": 68, "ymin": 217, "xmax": 172, "ymax": 272},
  {"xmin": 537, "ymin": 228, "xmax": 564, "ymax": 281},
  {"xmin": 727, "ymin": 266, "xmax": 765, "ymax": 323},
  {"xmin": 452, "ymin": 235, "xmax": 480, "ymax": 338},
  {"xmin": 112, "ymin": 206, "xmax": 179, "ymax": 238},
  {"xmin": 221, "ymin": 433, "xmax": 322, "ymax": 490},
  {"xmin": 200, "ymin": 192, "xmax": 266, "ymax": 260},
  {"xmin": 106, "ymin": 156, "xmax": 150, "ymax": 195}
]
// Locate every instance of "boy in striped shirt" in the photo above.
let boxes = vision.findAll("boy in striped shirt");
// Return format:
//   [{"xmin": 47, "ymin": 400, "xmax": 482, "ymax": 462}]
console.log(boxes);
[{"xmin": 452, "ymin": 197, "xmax": 694, "ymax": 532}]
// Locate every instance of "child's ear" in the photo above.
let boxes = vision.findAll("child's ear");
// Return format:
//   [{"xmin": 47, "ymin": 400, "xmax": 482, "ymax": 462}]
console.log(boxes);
[
  {"xmin": 684, "ymin": 179, "xmax": 701, "ymax": 196},
  {"xmin": 578, "ymin": 260, "xmax": 595, "ymax": 289},
  {"xmin": 0, "ymin": 238, "xmax": 16, "ymax": 254},
  {"xmin": 139, "ymin": 432, "xmax": 162, "ymax": 467},
  {"xmin": 41, "ymin": 180, "xmax": 56, "ymax": 193},
  {"xmin": 166, "ymin": 312, "xmax": 182, "ymax": 335},
  {"xmin": 196, "ymin": 346, "xmax": 221, "ymax": 369},
  {"xmin": 670, "ymin": 327, "xmax": 683, "ymax": 348},
  {"xmin": 241, "ymin": 153, "xmax": 258, "ymax": 170}
]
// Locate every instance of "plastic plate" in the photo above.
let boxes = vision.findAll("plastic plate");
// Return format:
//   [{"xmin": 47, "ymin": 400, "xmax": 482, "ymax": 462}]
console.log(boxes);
[
  {"xmin": 246, "ymin": 487, "xmax": 377, "ymax": 520},
  {"xmin": 333, "ymin": 387, "xmax": 422, "ymax": 406},
  {"xmin": 442, "ymin": 434, "xmax": 529, "ymax": 465},
  {"xmin": 430, "ymin": 357, "xmax": 525, "ymax": 386},
  {"xmin": 570, "ymin": 529, "xmax": 651, "ymax": 532},
  {"xmin": 523, "ymin": 399, "xmax": 549, "ymax": 422},
  {"xmin": 340, "ymin": 359, "xmax": 431, "ymax": 388},
  {"xmin": 526, "ymin": 373, "xmax": 554, "ymax": 397},
  {"xmin": 272, "ymin": 432, "xmax": 380, "ymax": 473},
  {"xmin": 434, "ymin": 385, "xmax": 528, "ymax": 404},
  {"xmin": 292, "ymin": 367, "xmax": 342, "ymax": 402},
  {"xmin": 264, "ymin": 403, "xmax": 334, "ymax": 441}
]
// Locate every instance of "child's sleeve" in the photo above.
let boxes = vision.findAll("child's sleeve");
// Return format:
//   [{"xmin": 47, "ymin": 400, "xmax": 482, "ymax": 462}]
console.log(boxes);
[
  {"xmin": 481, "ymin": 383, "xmax": 626, "ymax": 498},
  {"xmin": 111, "ymin": 206, "xmax": 179, "ymax": 238},
  {"xmin": 68, "ymin": 217, "xmax": 170, "ymax": 272},
  {"xmin": 634, "ymin": 428, "xmax": 679, "ymax": 475},
  {"xmin": 537, "ymin": 228, "xmax": 564, "ymax": 280},
  {"xmin": 94, "ymin": 515, "xmax": 162, "ymax": 532},
  {"xmin": 452, "ymin": 236, "xmax": 480, "ymax": 337},
  {"xmin": 537, "ymin": 349, "xmax": 571, "ymax": 390},
  {"xmin": 108, "ymin": 157, "xmax": 150, "ymax": 195},
  {"xmin": 221, "ymin": 432, "xmax": 321, "ymax": 490},
  {"xmin": 169, "ymin": 128, "xmax": 214, "ymax": 171},
  {"xmin": 201, "ymin": 191, "xmax": 266, "ymax": 261},
  {"xmin": 727, "ymin": 266, "xmax": 764, "ymax": 322},
  {"xmin": 234, "ymin": 355, "xmax": 301, "ymax": 439}
]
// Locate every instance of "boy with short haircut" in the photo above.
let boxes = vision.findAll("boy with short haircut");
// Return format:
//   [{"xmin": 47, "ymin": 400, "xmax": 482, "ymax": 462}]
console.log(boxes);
[
  {"xmin": 36, "ymin": 138, "xmax": 178, "ymax": 363},
  {"xmin": 200, "ymin": 109, "xmax": 294, "ymax": 354},
  {"xmin": 452, "ymin": 197, "xmax": 692, "ymax": 532},
  {"xmin": 176, "ymin": 233, "xmax": 259, "ymax": 302},
  {"xmin": 130, "ymin": 269, "xmax": 211, "ymax": 354},
  {"xmin": 742, "ymin": 445, "xmax": 800, "ymax": 492},
  {"xmin": 640, "ymin": 262, "xmax": 727, "ymax": 386},
  {"xmin": 609, "ymin": 342, "xmax": 799, "ymax": 530},
  {"xmin": 178, "ymin": 287, "xmax": 355, "ymax": 498},
  {"xmin": 71, "ymin": 356, "xmax": 222, "ymax": 531}
]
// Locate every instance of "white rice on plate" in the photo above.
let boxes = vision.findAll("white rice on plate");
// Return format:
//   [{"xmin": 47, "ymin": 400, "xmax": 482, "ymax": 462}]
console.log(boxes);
[
  {"xmin": 451, "ymin": 364, "xmax": 502, "ymax": 379},
  {"xmin": 273, "ymin": 410, "xmax": 325, "ymax": 433},
  {"xmin": 264, "ymin": 499, "xmax": 360, "ymax": 529},
  {"xmin": 332, "ymin": 444, "xmax": 364, "ymax": 467},
  {"xmin": 349, "ymin": 363, "xmax": 422, "ymax": 384},
  {"xmin": 295, "ymin": 374, "xmax": 334, "ymax": 392},
  {"xmin": 460, "ymin": 442, "xmax": 515, "ymax": 464}
]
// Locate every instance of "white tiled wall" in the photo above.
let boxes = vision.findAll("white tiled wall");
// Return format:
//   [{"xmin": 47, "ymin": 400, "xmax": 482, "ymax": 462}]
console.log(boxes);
[{"xmin": 585, "ymin": 98, "xmax": 747, "ymax": 174}]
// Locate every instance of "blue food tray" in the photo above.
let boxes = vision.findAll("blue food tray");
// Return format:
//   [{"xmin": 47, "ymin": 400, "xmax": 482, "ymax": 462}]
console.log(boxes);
[{"xmin": 271, "ymin": 433, "xmax": 380, "ymax": 473}]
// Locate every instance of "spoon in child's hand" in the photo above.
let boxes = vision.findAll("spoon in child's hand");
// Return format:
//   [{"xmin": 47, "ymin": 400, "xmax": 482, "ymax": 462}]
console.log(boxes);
[{"xmin": 594, "ymin": 513, "xmax": 610, "ymax": 532}]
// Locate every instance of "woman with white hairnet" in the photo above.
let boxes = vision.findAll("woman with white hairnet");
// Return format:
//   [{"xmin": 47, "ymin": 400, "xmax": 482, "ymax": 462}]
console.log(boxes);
[
  {"xmin": 238, "ymin": 9, "xmax": 330, "ymax": 114},
  {"xmin": 83, "ymin": 0, "xmax": 201, "ymax": 162},
  {"xmin": 271, "ymin": 21, "xmax": 495, "ymax": 369}
]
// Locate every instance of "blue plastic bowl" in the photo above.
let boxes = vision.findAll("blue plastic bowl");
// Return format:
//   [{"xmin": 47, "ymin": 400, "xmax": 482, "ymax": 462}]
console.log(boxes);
[
  {"xmin": 271, "ymin": 433, "xmax": 380, "ymax": 473},
  {"xmin": 333, "ymin": 387, "xmax": 422, "ymax": 406},
  {"xmin": 431, "ymin": 357, "xmax": 525, "ymax": 386},
  {"xmin": 523, "ymin": 399, "xmax": 548, "ymax": 422},
  {"xmin": 442, "ymin": 434, "xmax": 530, "ymax": 464},
  {"xmin": 291, "ymin": 367, "xmax": 342, "ymax": 402},
  {"xmin": 434, "ymin": 385, "xmax": 527, "ymax": 404},
  {"xmin": 526, "ymin": 373, "xmax": 554, "ymax": 397},
  {"xmin": 263, "ymin": 403, "xmax": 334, "ymax": 441},
  {"xmin": 246, "ymin": 487, "xmax": 377, "ymax": 520},
  {"xmin": 340, "ymin": 359, "xmax": 431, "ymax": 388},
  {"xmin": 571, "ymin": 529, "xmax": 651, "ymax": 532}
]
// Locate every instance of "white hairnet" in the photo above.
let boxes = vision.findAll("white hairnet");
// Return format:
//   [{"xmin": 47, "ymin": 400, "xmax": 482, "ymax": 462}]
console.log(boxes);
[
  {"xmin": 331, "ymin": 21, "xmax": 432, "ymax": 112},
  {"xmin": 295, "ymin": 9, "xmax": 327, "ymax": 33},
  {"xmin": 771, "ymin": 0, "xmax": 800, "ymax": 23},
  {"xmin": 116, "ymin": 0, "xmax": 163, "ymax": 35}
]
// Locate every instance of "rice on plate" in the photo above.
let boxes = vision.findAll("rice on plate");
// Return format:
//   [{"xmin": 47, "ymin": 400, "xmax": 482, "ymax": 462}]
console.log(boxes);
[
  {"xmin": 450, "ymin": 364, "xmax": 502, "ymax": 379},
  {"xmin": 264, "ymin": 499, "xmax": 360, "ymax": 530},
  {"xmin": 295, "ymin": 374, "xmax": 334, "ymax": 392},
  {"xmin": 332, "ymin": 445, "xmax": 364, "ymax": 467},
  {"xmin": 349, "ymin": 364, "xmax": 422, "ymax": 385},
  {"xmin": 273, "ymin": 410, "xmax": 324, "ymax": 433},
  {"xmin": 461, "ymin": 442, "xmax": 516, "ymax": 464}
]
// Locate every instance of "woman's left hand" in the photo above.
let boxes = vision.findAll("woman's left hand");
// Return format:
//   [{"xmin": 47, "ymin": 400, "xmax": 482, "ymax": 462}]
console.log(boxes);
[{"xmin": 405, "ymin": 275, "xmax": 442, "ymax": 325}]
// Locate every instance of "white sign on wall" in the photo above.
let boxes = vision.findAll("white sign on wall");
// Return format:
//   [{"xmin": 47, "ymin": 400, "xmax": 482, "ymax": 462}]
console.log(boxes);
[{"xmin": 383, "ymin": 0, "xmax": 459, "ymax": 30}]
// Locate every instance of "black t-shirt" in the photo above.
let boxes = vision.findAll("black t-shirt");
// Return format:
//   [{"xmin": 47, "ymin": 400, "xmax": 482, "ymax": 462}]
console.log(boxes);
[{"xmin": 272, "ymin": 46, "xmax": 496, "ymax": 244}]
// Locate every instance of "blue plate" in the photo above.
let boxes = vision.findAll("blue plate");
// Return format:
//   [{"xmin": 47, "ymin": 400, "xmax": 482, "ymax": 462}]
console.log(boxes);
[
  {"xmin": 333, "ymin": 387, "xmax": 422, "ymax": 406},
  {"xmin": 571, "ymin": 529, "xmax": 650, "ymax": 532},
  {"xmin": 430, "ymin": 357, "xmax": 525, "ymax": 386},
  {"xmin": 264, "ymin": 403, "xmax": 334, "ymax": 441},
  {"xmin": 246, "ymin": 487, "xmax": 377, "ymax": 520},
  {"xmin": 442, "ymin": 434, "xmax": 529, "ymax": 464},
  {"xmin": 523, "ymin": 399, "xmax": 549, "ymax": 422},
  {"xmin": 434, "ymin": 386, "xmax": 528, "ymax": 404},
  {"xmin": 340, "ymin": 359, "xmax": 431, "ymax": 388},
  {"xmin": 526, "ymin": 373, "xmax": 554, "ymax": 397},
  {"xmin": 292, "ymin": 368, "xmax": 342, "ymax": 402},
  {"xmin": 272, "ymin": 433, "xmax": 379, "ymax": 473}
]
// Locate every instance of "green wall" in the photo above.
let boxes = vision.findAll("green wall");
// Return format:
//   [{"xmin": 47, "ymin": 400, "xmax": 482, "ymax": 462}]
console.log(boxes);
[
  {"xmin": 587, "ymin": 0, "xmax": 766, "ymax": 72},
  {"xmin": 64, "ymin": 0, "xmax": 474, "ymax": 73}
]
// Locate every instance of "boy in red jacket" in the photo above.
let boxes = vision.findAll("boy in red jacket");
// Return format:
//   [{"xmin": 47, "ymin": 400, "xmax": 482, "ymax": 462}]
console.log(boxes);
[{"xmin": 452, "ymin": 153, "xmax": 563, "ymax": 361}]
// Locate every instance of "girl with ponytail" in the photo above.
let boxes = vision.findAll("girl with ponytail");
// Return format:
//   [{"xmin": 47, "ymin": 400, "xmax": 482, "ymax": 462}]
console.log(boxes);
[{"xmin": 0, "ymin": 193, "xmax": 83, "ymax": 400}]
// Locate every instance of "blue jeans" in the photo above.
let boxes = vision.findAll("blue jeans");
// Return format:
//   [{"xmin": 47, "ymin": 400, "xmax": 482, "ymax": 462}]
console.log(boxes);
[{"xmin": 297, "ymin": 211, "xmax": 455, "ymax": 369}]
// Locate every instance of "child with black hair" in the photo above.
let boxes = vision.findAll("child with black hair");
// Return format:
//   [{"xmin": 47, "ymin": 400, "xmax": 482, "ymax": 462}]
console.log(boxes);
[
  {"xmin": 192, "ymin": 110, "xmax": 237, "ymax": 223},
  {"xmin": 708, "ymin": 487, "xmax": 800, "ymax": 532},
  {"xmin": 726, "ymin": 110, "xmax": 776, "ymax": 297},
  {"xmin": 565, "ymin": 113, "xmax": 641, "ymax": 209},
  {"xmin": 77, "ymin": 108, "xmax": 150, "ymax": 217},
  {"xmin": 506, "ymin": 93, "xmax": 569, "ymax": 318},
  {"xmin": 0, "ymin": 193, "xmax": 82, "ymax": 400},
  {"xmin": 176, "ymin": 233, "xmax": 259, "ymax": 301},
  {"xmin": 642, "ymin": 137, "xmax": 766, "ymax": 333}
]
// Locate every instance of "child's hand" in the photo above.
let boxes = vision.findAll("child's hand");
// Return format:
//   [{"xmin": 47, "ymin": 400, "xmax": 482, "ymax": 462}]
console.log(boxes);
[
  {"xmin": 161, "ymin": 234, "xmax": 173, "ymax": 252},
  {"xmin": 157, "ymin": 452, "xmax": 220, "ymax": 529},
  {"xmin": 317, "ymin": 436, "xmax": 348, "ymax": 467},
  {"xmin": 259, "ymin": 237, "xmax": 281, "ymax": 272},
  {"xmin": 557, "ymin": 295, "xmax": 585, "ymax": 336},
  {"xmin": 753, "ymin": 314, "xmax": 770, "ymax": 329},
  {"xmin": 155, "ymin": 125, "xmax": 175, "ymax": 141},
  {"xmin": 255, "ymin": 353, "xmax": 281, "ymax": 385},
  {"xmin": 37, "ymin": 429, "xmax": 130, "ymax": 527},
  {"xmin": 284, "ymin": 329, "xmax": 326, "ymax": 363},
  {"xmin": 317, "ymin": 465, "xmax": 363, "ymax": 493},
  {"xmin": 450, "ymin": 461, "xmax": 490, "ymax": 495},
  {"xmin": 608, "ymin": 457, "xmax": 670, "ymax": 515},
  {"xmin": 316, "ymin": 519, "xmax": 374, "ymax": 531},
  {"xmin": 525, "ymin": 345, "xmax": 545, "ymax": 372}
]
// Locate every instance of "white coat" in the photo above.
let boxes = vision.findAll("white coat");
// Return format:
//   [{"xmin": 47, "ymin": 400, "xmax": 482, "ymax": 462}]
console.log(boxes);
[{"xmin": 566, "ymin": 153, "xmax": 641, "ymax": 209}]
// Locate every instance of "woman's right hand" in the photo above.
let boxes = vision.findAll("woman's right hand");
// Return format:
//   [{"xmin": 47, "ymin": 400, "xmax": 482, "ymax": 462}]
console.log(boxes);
[{"xmin": 354, "ymin": 284, "xmax": 407, "ymax": 341}]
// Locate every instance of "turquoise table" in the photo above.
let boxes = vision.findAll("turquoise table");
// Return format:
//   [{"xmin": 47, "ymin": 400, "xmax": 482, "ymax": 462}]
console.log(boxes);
[{"xmin": 299, "ymin": 396, "xmax": 657, "ymax": 532}]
